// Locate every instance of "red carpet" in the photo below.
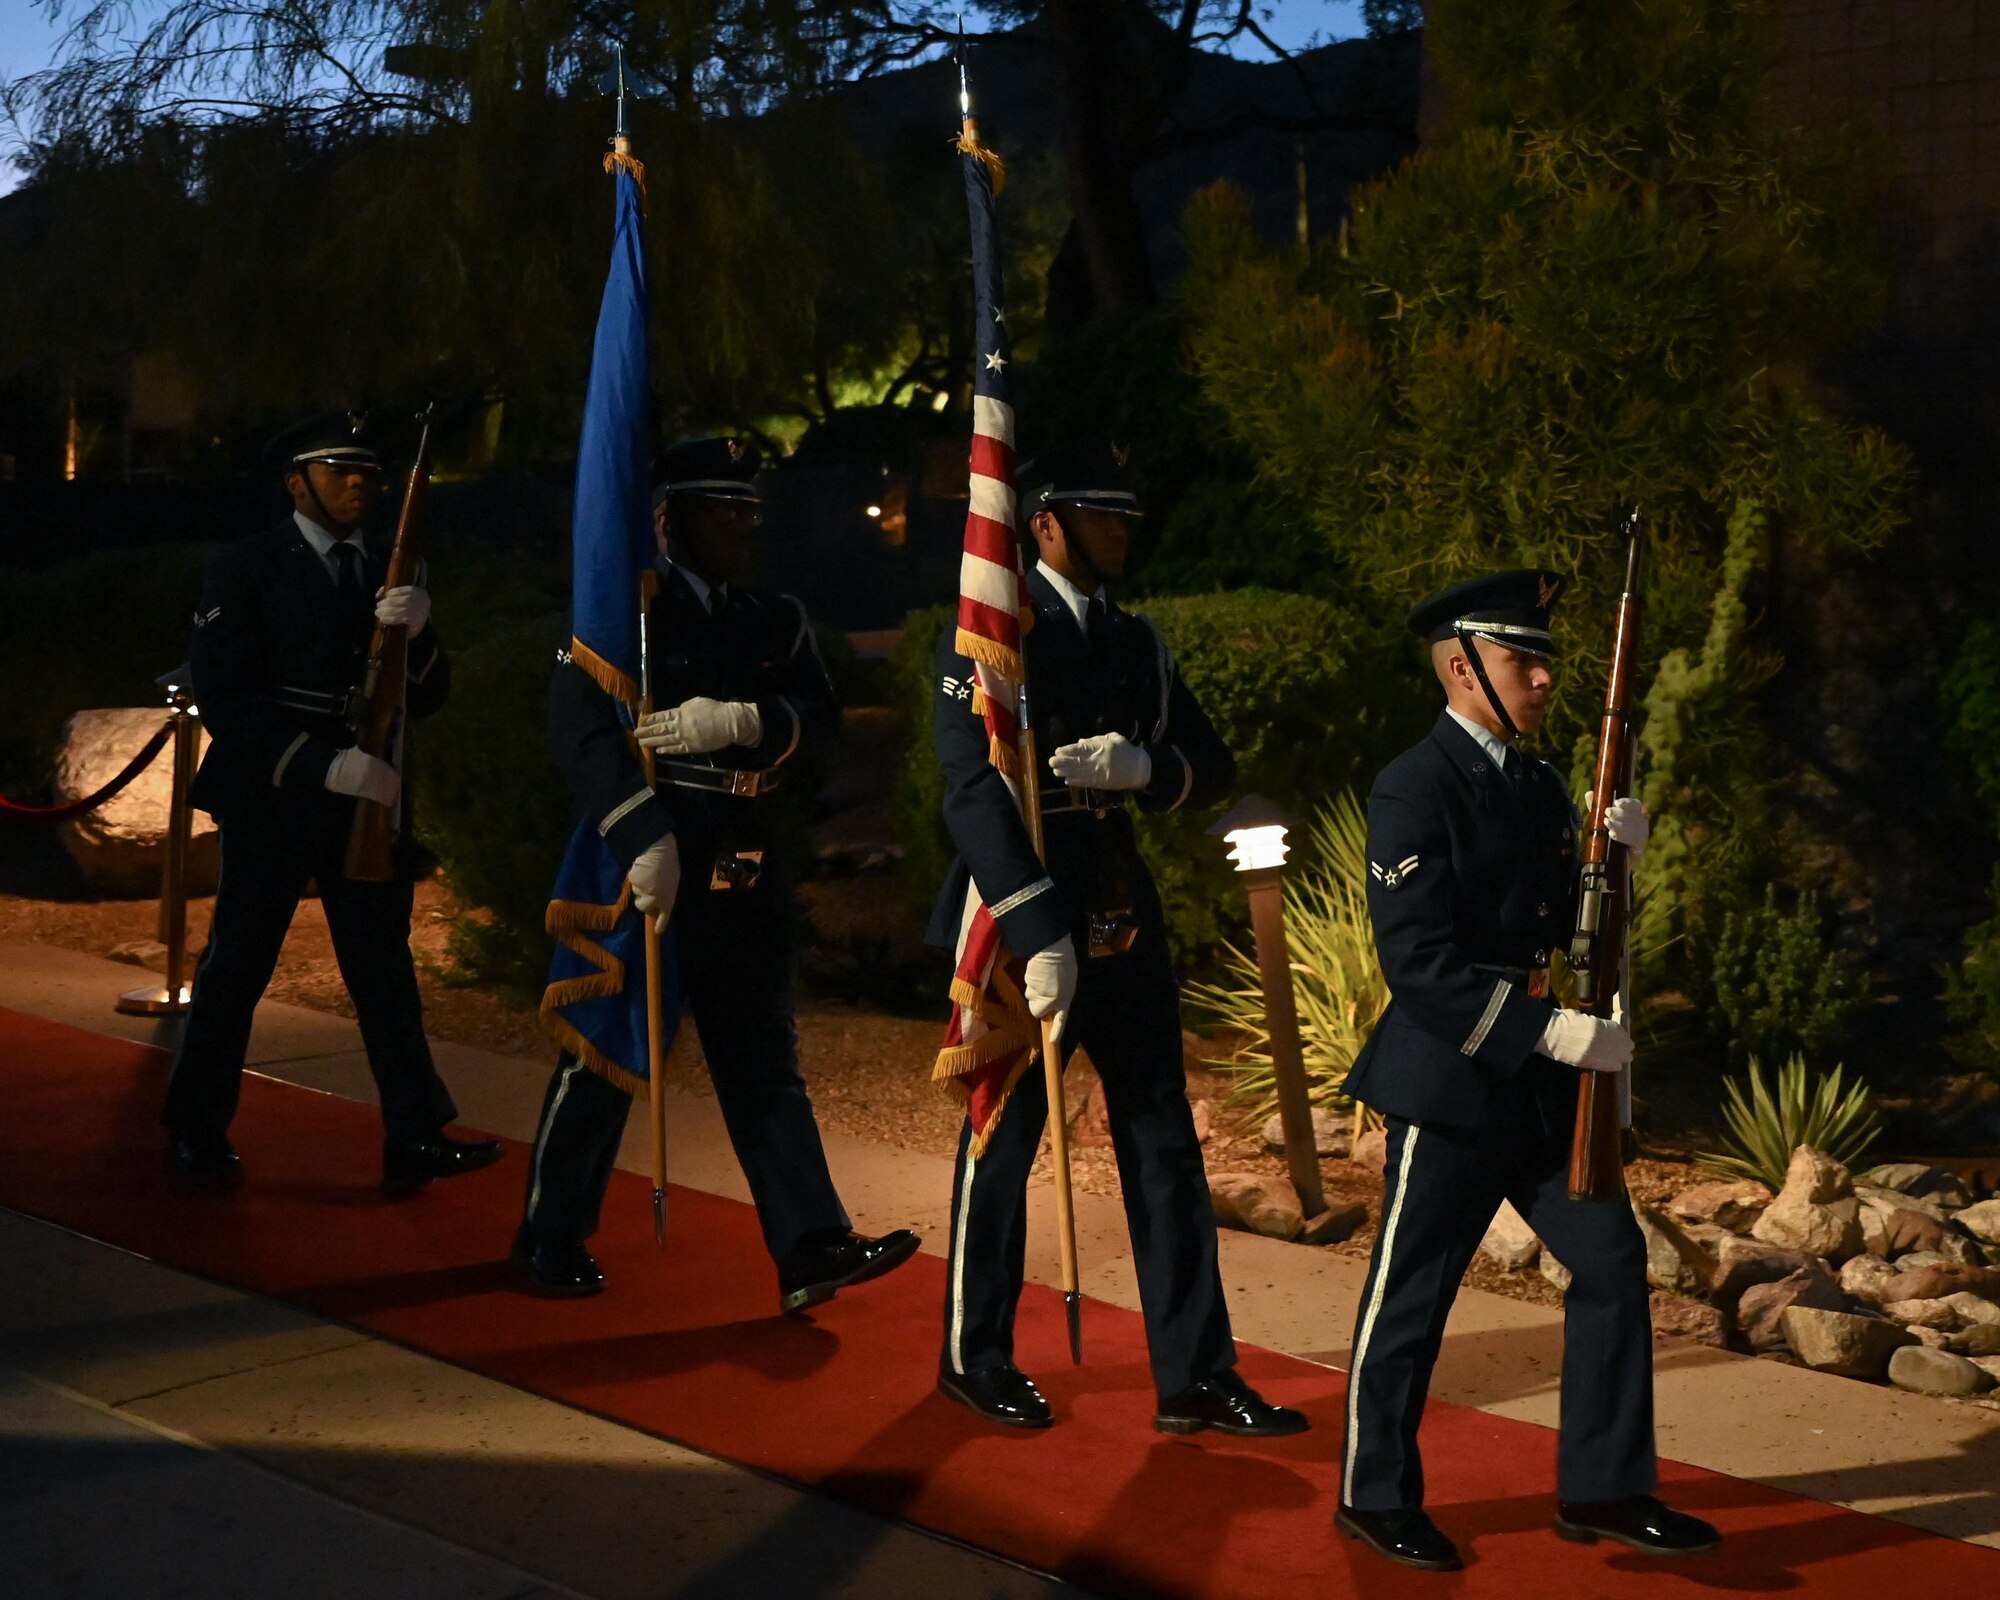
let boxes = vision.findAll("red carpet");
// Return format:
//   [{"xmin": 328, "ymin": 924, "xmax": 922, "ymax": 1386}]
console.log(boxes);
[{"xmin": 3, "ymin": 1004, "xmax": 1996, "ymax": 1598}]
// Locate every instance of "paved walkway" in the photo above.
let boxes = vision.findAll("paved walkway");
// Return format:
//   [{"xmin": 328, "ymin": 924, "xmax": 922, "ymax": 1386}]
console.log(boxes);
[{"xmin": 4, "ymin": 941, "xmax": 2000, "ymax": 1596}]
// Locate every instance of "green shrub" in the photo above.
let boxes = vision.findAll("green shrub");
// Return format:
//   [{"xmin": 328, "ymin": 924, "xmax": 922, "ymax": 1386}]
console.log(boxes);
[
  {"xmin": 1188, "ymin": 792, "xmax": 1389, "ymax": 1116},
  {"xmin": 0, "ymin": 544, "xmax": 215, "ymax": 788},
  {"xmin": 890, "ymin": 588, "xmax": 1428, "ymax": 968},
  {"xmin": 1697, "ymin": 1053, "xmax": 1881, "ymax": 1190},
  {"xmin": 1707, "ymin": 883, "xmax": 1865, "ymax": 1066},
  {"xmin": 414, "ymin": 612, "xmax": 573, "ymax": 993}
]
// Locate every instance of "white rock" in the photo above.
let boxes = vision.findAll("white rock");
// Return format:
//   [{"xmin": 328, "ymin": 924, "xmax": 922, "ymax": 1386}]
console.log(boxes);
[
  {"xmin": 1970, "ymin": 1356, "xmax": 2000, "ymax": 1384},
  {"xmin": 1480, "ymin": 1200, "xmax": 1541, "ymax": 1272},
  {"xmin": 1752, "ymin": 1146, "xmax": 1864, "ymax": 1262},
  {"xmin": 1840, "ymin": 1254, "xmax": 1899, "ymax": 1306},
  {"xmin": 1208, "ymin": 1173, "xmax": 1303, "ymax": 1241},
  {"xmin": 1780, "ymin": 1307, "xmax": 1914, "ymax": 1378},
  {"xmin": 54, "ymin": 707, "xmax": 217, "ymax": 896},
  {"xmin": 1541, "ymin": 1251, "xmax": 1573, "ymax": 1293},
  {"xmin": 1888, "ymin": 1346, "xmax": 1995, "ymax": 1397},
  {"xmin": 1739, "ymin": 1264, "xmax": 1845, "ymax": 1352},
  {"xmin": 1259, "ymin": 1106, "xmax": 1350, "ymax": 1158},
  {"xmin": 1955, "ymin": 1199, "xmax": 2000, "ymax": 1246},
  {"xmin": 1866, "ymin": 1162, "xmax": 1944, "ymax": 1194},
  {"xmin": 1944, "ymin": 1292, "xmax": 2000, "ymax": 1328},
  {"xmin": 1882, "ymin": 1298, "xmax": 1961, "ymax": 1330},
  {"xmin": 1666, "ymin": 1181, "xmax": 1772, "ymax": 1232}
]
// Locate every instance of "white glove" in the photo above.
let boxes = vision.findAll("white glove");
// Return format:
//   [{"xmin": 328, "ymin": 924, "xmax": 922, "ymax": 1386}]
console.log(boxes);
[
  {"xmin": 628, "ymin": 835, "xmax": 681, "ymax": 922},
  {"xmin": 1536, "ymin": 1010, "xmax": 1633, "ymax": 1073},
  {"xmin": 635, "ymin": 697, "xmax": 763, "ymax": 757},
  {"xmin": 1585, "ymin": 791, "xmax": 1650, "ymax": 861},
  {"xmin": 1048, "ymin": 732, "xmax": 1152, "ymax": 792},
  {"xmin": 324, "ymin": 748, "xmax": 400, "ymax": 807},
  {"xmin": 374, "ymin": 585, "xmax": 431, "ymax": 634},
  {"xmin": 1023, "ymin": 936, "xmax": 1078, "ymax": 1049}
]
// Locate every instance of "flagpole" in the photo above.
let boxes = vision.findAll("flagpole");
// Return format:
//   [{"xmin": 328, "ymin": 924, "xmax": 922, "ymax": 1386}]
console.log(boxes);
[
  {"xmin": 611, "ymin": 49, "xmax": 670, "ymax": 1249},
  {"xmin": 959, "ymin": 21, "xmax": 1081, "ymax": 1365}
]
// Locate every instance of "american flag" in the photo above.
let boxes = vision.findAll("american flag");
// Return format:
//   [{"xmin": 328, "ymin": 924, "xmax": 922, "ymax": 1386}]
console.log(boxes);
[{"xmin": 929, "ymin": 128, "xmax": 1041, "ymax": 1155}]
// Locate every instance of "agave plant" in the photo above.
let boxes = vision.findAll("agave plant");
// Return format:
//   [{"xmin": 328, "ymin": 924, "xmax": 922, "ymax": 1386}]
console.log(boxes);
[
  {"xmin": 1187, "ymin": 791, "xmax": 1389, "ymax": 1119},
  {"xmin": 1697, "ymin": 1053, "xmax": 1882, "ymax": 1190}
]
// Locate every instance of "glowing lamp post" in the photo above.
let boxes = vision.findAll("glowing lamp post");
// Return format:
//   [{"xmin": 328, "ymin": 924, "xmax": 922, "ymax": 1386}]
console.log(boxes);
[{"xmin": 1210, "ymin": 795, "xmax": 1324, "ymax": 1218}]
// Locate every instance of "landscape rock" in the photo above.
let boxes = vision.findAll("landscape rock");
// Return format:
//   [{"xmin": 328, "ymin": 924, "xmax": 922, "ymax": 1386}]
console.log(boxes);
[
  {"xmin": 1944, "ymin": 1292, "xmax": 2000, "ymax": 1328},
  {"xmin": 1857, "ymin": 1183, "xmax": 1948, "ymax": 1222},
  {"xmin": 1208, "ymin": 1173, "xmax": 1302, "ymax": 1241},
  {"xmin": 1880, "ymin": 1209, "xmax": 1956, "ymax": 1260},
  {"xmin": 1894, "ymin": 1251, "xmax": 1950, "ymax": 1271},
  {"xmin": 1738, "ymin": 1263, "xmax": 1845, "ymax": 1352},
  {"xmin": 1908, "ymin": 1325, "xmax": 1954, "ymax": 1349},
  {"xmin": 1882, "ymin": 1298, "xmax": 1961, "ymax": 1330},
  {"xmin": 1880, "ymin": 1263, "xmax": 2000, "ymax": 1304},
  {"xmin": 1840, "ymin": 1254, "xmax": 1899, "ymax": 1306},
  {"xmin": 1866, "ymin": 1163, "xmax": 1948, "ymax": 1196},
  {"xmin": 54, "ymin": 707, "xmax": 217, "ymax": 896},
  {"xmin": 106, "ymin": 939, "xmax": 170, "ymax": 969},
  {"xmin": 1859, "ymin": 1205, "xmax": 1890, "ymax": 1258},
  {"xmin": 1260, "ymin": 1107, "xmax": 1350, "ymax": 1159},
  {"xmin": 1752, "ymin": 1147, "xmax": 1864, "ymax": 1262},
  {"xmin": 1954, "ymin": 1199, "xmax": 2000, "ymax": 1247},
  {"xmin": 1970, "ymin": 1356, "xmax": 2000, "ymax": 1384},
  {"xmin": 1541, "ymin": 1251, "xmax": 1573, "ymax": 1293},
  {"xmin": 1634, "ymin": 1203, "xmax": 1714, "ymax": 1296},
  {"xmin": 1960, "ymin": 1323, "xmax": 2000, "ymax": 1357},
  {"xmin": 1650, "ymin": 1292, "xmax": 1729, "ymax": 1348},
  {"xmin": 1480, "ymin": 1200, "xmax": 1542, "ymax": 1272},
  {"xmin": 1351, "ymin": 1127, "xmax": 1388, "ymax": 1176},
  {"xmin": 1887, "ymin": 1346, "xmax": 1995, "ymax": 1397},
  {"xmin": 1666, "ymin": 1181, "xmax": 1772, "ymax": 1233},
  {"xmin": 1190, "ymin": 1098, "xmax": 1213, "ymax": 1145},
  {"xmin": 1301, "ymin": 1202, "xmax": 1369, "ymax": 1246},
  {"xmin": 1780, "ymin": 1307, "xmax": 1915, "ymax": 1378},
  {"xmin": 1705, "ymin": 1235, "xmax": 1818, "ymax": 1306}
]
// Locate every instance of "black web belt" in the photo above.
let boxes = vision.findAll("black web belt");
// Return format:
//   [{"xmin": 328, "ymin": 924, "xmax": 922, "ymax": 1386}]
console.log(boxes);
[
  {"xmin": 659, "ymin": 760, "xmax": 783, "ymax": 798},
  {"xmin": 1039, "ymin": 784, "xmax": 1128, "ymax": 817},
  {"xmin": 268, "ymin": 685, "xmax": 362, "ymax": 723}
]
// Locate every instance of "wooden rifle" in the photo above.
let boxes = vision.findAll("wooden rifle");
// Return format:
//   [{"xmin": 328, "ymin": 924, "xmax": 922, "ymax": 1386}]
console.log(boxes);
[
  {"xmin": 342, "ymin": 403, "xmax": 438, "ymax": 882},
  {"xmin": 1566, "ymin": 517, "xmax": 1644, "ymax": 1202}
]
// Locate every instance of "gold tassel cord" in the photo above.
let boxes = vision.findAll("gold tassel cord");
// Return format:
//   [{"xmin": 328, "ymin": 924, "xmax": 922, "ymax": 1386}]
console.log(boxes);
[
  {"xmin": 955, "ymin": 118, "xmax": 1007, "ymax": 197},
  {"xmin": 604, "ymin": 136, "xmax": 648, "ymax": 209}
]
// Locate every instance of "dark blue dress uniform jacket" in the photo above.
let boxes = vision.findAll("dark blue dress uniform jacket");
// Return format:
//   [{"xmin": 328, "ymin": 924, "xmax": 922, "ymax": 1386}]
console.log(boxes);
[
  {"xmin": 546, "ymin": 568, "xmax": 836, "ymax": 870},
  {"xmin": 1344, "ymin": 711, "xmax": 1583, "ymax": 1133},
  {"xmin": 187, "ymin": 520, "xmax": 448, "ymax": 831},
  {"xmin": 925, "ymin": 568, "xmax": 1233, "ymax": 956}
]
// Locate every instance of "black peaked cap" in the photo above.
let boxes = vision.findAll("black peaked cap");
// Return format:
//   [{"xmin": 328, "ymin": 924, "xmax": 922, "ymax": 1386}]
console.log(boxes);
[
  {"xmin": 1018, "ymin": 436, "xmax": 1142, "ymax": 519},
  {"xmin": 264, "ymin": 410, "xmax": 383, "ymax": 472},
  {"xmin": 1407, "ymin": 569, "xmax": 1567, "ymax": 658},
  {"xmin": 652, "ymin": 436, "xmax": 763, "ymax": 506}
]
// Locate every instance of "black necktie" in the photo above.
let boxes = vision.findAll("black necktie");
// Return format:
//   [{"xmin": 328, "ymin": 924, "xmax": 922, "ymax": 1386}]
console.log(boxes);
[
  {"xmin": 1086, "ymin": 593, "xmax": 1106, "ymax": 638},
  {"xmin": 331, "ymin": 540, "xmax": 366, "ymax": 631}
]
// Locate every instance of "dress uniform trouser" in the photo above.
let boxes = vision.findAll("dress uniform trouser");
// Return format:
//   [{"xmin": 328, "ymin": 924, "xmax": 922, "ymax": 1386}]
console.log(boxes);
[
  {"xmin": 1340, "ymin": 1115, "xmax": 1657, "ymax": 1510},
  {"xmin": 165, "ymin": 806, "xmax": 457, "ymax": 1146},
  {"xmin": 522, "ymin": 865, "xmax": 849, "ymax": 1265},
  {"xmin": 940, "ymin": 919, "xmax": 1234, "ymax": 1398}
]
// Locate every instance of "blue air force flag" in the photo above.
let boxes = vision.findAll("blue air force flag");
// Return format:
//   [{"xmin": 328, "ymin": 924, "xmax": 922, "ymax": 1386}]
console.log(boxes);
[{"xmin": 537, "ymin": 166, "xmax": 681, "ymax": 1095}]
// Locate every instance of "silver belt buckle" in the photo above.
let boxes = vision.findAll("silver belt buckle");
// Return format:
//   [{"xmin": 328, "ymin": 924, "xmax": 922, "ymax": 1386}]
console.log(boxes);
[{"xmin": 727, "ymin": 769, "xmax": 760, "ymax": 798}]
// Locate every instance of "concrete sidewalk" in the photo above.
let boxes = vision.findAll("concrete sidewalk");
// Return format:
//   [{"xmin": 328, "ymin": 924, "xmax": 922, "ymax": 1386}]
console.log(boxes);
[{"xmin": 5, "ymin": 938, "xmax": 2000, "ymax": 1588}]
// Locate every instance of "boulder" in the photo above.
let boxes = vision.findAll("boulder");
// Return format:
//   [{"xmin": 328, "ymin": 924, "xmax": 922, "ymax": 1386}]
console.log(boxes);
[
  {"xmin": 1480, "ymin": 1200, "xmax": 1542, "ymax": 1272},
  {"xmin": 1301, "ymin": 1202, "xmax": 1369, "ymax": 1246},
  {"xmin": 1866, "ymin": 1162, "xmax": 1948, "ymax": 1196},
  {"xmin": 1859, "ymin": 1205, "xmax": 1890, "ymax": 1258},
  {"xmin": 1960, "ymin": 1323, "xmax": 2000, "ymax": 1357},
  {"xmin": 1260, "ymin": 1107, "xmax": 1350, "ymax": 1159},
  {"xmin": 1752, "ymin": 1146, "xmax": 1864, "ymax": 1262},
  {"xmin": 54, "ymin": 708, "xmax": 217, "ymax": 897},
  {"xmin": 1955, "ymin": 1199, "xmax": 2000, "ymax": 1247},
  {"xmin": 1634, "ymin": 1203, "xmax": 1714, "ymax": 1296},
  {"xmin": 1208, "ymin": 1173, "xmax": 1302, "ymax": 1241},
  {"xmin": 1705, "ymin": 1235, "xmax": 1818, "ymax": 1306},
  {"xmin": 1877, "ymin": 1208, "xmax": 1983, "ymax": 1264},
  {"xmin": 1909, "ymin": 1325, "xmax": 1954, "ymax": 1349},
  {"xmin": 1887, "ymin": 1346, "xmax": 1995, "ymax": 1397},
  {"xmin": 1882, "ymin": 1298, "xmax": 1961, "ymax": 1330},
  {"xmin": 1650, "ymin": 1292, "xmax": 1730, "ymax": 1349},
  {"xmin": 1541, "ymin": 1251, "xmax": 1573, "ymax": 1293},
  {"xmin": 1880, "ymin": 1263, "xmax": 2000, "ymax": 1304},
  {"xmin": 1666, "ymin": 1181, "xmax": 1772, "ymax": 1233},
  {"xmin": 1857, "ymin": 1183, "xmax": 1948, "ymax": 1223},
  {"xmin": 1738, "ymin": 1263, "xmax": 1846, "ymax": 1352},
  {"xmin": 1944, "ymin": 1292, "xmax": 2000, "ymax": 1328},
  {"xmin": 1840, "ymin": 1254, "xmax": 1899, "ymax": 1306},
  {"xmin": 1970, "ymin": 1356, "xmax": 2000, "ymax": 1384},
  {"xmin": 1780, "ymin": 1307, "xmax": 1915, "ymax": 1378},
  {"xmin": 1893, "ymin": 1251, "xmax": 1951, "ymax": 1272},
  {"xmin": 1351, "ymin": 1127, "xmax": 1388, "ymax": 1175}
]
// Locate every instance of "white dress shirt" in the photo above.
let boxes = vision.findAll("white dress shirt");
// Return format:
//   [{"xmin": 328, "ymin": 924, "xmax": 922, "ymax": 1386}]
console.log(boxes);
[
  {"xmin": 1447, "ymin": 706, "xmax": 1517, "ymax": 770},
  {"xmin": 665, "ymin": 559, "xmax": 726, "ymax": 614},
  {"xmin": 293, "ymin": 511, "xmax": 367, "ymax": 582},
  {"xmin": 1035, "ymin": 560, "xmax": 1101, "ymax": 633}
]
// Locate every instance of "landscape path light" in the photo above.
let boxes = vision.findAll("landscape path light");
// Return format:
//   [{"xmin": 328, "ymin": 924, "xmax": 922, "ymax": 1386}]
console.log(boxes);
[{"xmin": 117, "ymin": 670, "xmax": 200, "ymax": 1017}]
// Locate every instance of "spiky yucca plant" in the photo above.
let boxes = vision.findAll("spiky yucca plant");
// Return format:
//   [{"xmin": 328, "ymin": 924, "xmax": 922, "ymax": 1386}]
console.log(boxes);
[
  {"xmin": 1697, "ymin": 1053, "xmax": 1881, "ymax": 1190},
  {"xmin": 1188, "ymin": 792, "xmax": 1389, "ymax": 1118}
]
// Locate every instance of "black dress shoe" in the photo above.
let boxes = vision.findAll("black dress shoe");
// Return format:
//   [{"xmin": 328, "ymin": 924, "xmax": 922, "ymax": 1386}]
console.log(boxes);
[
  {"xmin": 1155, "ymin": 1368, "xmax": 1310, "ymax": 1436},
  {"xmin": 382, "ymin": 1133, "xmax": 504, "ymax": 1195},
  {"xmin": 776, "ymin": 1227, "xmax": 920, "ymax": 1313},
  {"xmin": 1336, "ymin": 1505, "xmax": 1463, "ymax": 1572},
  {"xmin": 1555, "ymin": 1495, "xmax": 1720, "ymax": 1556},
  {"xmin": 509, "ymin": 1225, "xmax": 605, "ymax": 1297},
  {"xmin": 937, "ymin": 1363, "xmax": 1053, "ymax": 1429},
  {"xmin": 167, "ymin": 1131, "xmax": 241, "ymax": 1183}
]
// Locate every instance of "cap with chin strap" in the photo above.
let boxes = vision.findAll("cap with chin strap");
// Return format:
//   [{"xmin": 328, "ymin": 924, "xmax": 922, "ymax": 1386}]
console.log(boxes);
[
  {"xmin": 264, "ymin": 411, "xmax": 384, "ymax": 474},
  {"xmin": 651, "ymin": 436, "xmax": 763, "ymax": 509},
  {"xmin": 1017, "ymin": 436, "xmax": 1143, "ymax": 522},
  {"xmin": 1407, "ymin": 568, "xmax": 1566, "ymax": 740}
]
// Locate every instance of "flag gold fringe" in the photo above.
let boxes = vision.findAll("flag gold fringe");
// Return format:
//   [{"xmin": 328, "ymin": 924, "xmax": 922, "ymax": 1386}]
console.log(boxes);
[
  {"xmin": 538, "ymin": 881, "xmax": 652, "ymax": 1097},
  {"xmin": 955, "ymin": 119, "xmax": 1007, "ymax": 197},
  {"xmin": 567, "ymin": 635, "xmax": 639, "ymax": 708},
  {"xmin": 954, "ymin": 625, "xmax": 1023, "ymax": 684},
  {"xmin": 604, "ymin": 137, "xmax": 648, "ymax": 208},
  {"xmin": 932, "ymin": 958, "xmax": 1042, "ymax": 1157}
]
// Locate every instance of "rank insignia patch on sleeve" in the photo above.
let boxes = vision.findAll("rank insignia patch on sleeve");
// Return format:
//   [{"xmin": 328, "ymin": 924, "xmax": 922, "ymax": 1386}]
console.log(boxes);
[{"xmin": 1370, "ymin": 854, "xmax": 1420, "ymax": 890}]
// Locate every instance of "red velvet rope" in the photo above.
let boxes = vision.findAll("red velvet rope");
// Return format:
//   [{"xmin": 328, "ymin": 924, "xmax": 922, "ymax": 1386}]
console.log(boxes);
[{"xmin": 0, "ymin": 719, "xmax": 175, "ymax": 826}]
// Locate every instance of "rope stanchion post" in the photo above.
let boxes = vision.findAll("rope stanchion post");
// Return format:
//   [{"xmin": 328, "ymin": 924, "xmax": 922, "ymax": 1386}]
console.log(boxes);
[{"xmin": 117, "ymin": 682, "xmax": 199, "ymax": 1017}]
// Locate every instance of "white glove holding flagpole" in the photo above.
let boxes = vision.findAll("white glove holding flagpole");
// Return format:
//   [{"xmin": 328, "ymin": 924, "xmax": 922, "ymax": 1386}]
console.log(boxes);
[
  {"xmin": 1024, "ymin": 936, "xmax": 1078, "ymax": 1049},
  {"xmin": 628, "ymin": 834, "xmax": 681, "ymax": 923}
]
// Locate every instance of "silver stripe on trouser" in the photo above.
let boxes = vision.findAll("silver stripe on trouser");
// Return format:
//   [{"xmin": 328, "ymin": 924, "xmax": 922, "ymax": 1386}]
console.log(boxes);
[
  {"xmin": 526, "ymin": 1058, "xmax": 586, "ymax": 1223},
  {"xmin": 947, "ymin": 1148, "xmax": 979, "ymax": 1374},
  {"xmin": 1343, "ymin": 1125, "xmax": 1423, "ymax": 1503}
]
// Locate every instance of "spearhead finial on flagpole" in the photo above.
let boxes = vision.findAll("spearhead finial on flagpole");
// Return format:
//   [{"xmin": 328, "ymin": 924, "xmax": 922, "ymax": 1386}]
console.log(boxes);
[
  {"xmin": 952, "ymin": 13, "xmax": 1006, "ymax": 195},
  {"xmin": 604, "ymin": 43, "xmax": 646, "ymax": 190}
]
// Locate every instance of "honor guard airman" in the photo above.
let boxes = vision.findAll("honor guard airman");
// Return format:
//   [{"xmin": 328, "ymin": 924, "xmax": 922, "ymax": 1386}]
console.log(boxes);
[
  {"xmin": 1334, "ymin": 571, "xmax": 1719, "ymax": 1571},
  {"xmin": 928, "ymin": 438, "xmax": 1307, "ymax": 1437},
  {"xmin": 515, "ymin": 436, "xmax": 920, "ymax": 1306},
  {"xmin": 164, "ymin": 412, "xmax": 501, "ymax": 1192}
]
